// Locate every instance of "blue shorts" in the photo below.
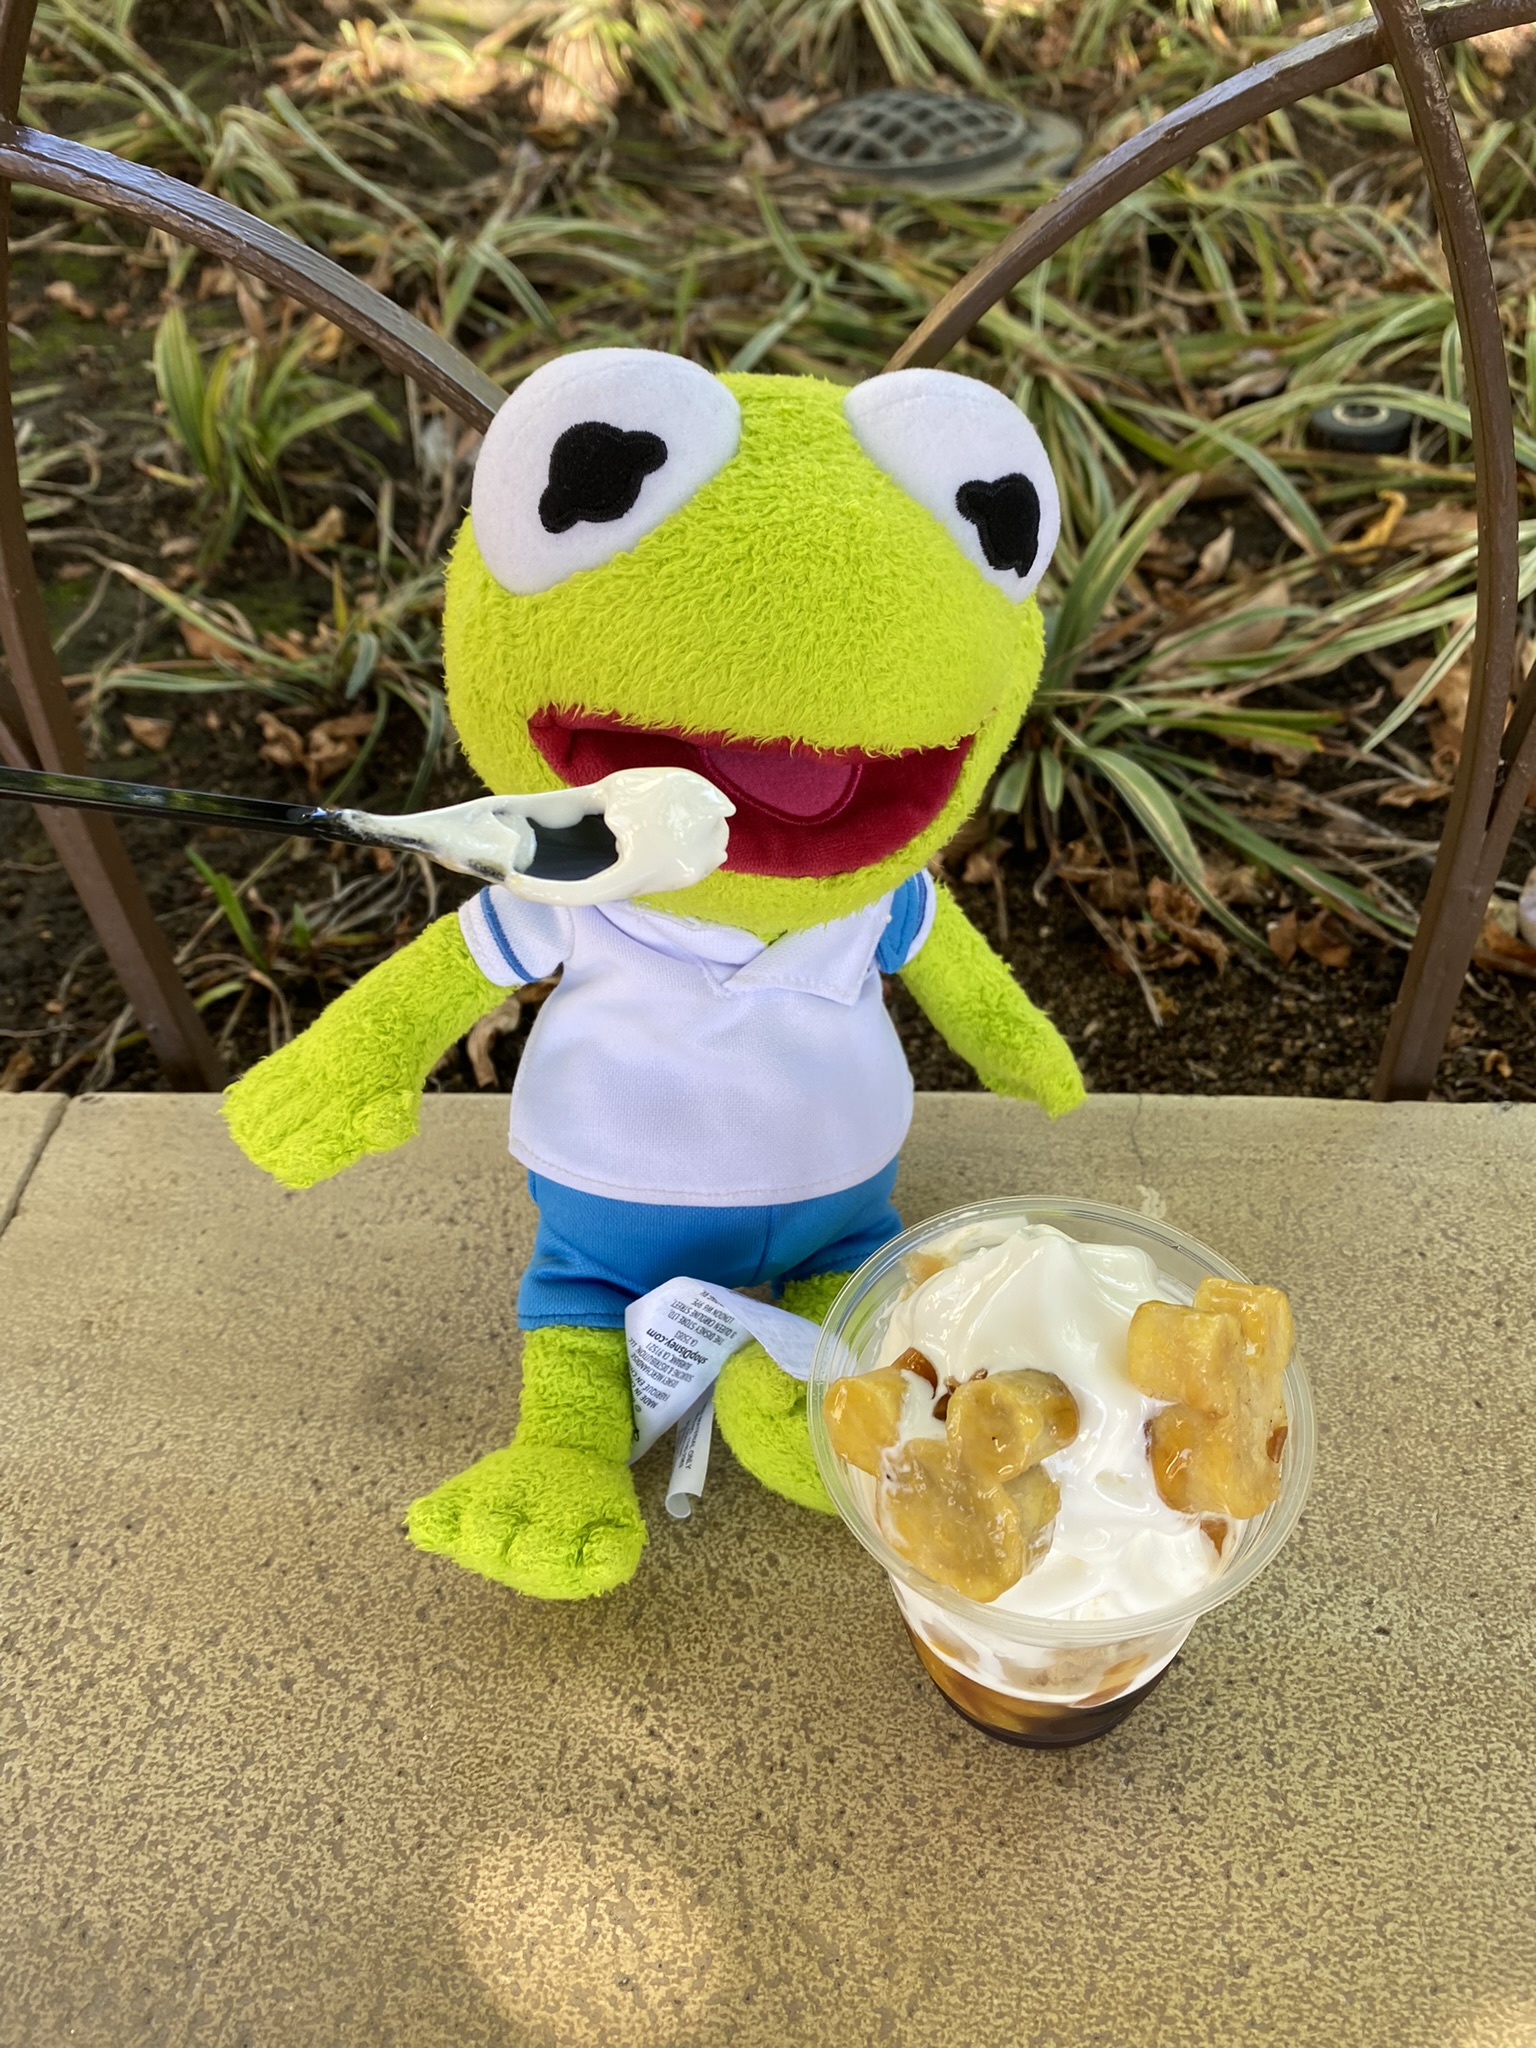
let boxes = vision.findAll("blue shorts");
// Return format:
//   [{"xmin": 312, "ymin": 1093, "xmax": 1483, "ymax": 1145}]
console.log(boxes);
[{"xmin": 518, "ymin": 1160, "xmax": 903, "ymax": 1330}]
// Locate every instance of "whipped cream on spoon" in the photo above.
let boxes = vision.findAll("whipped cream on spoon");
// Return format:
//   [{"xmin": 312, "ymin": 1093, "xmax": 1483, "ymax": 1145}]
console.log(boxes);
[{"xmin": 336, "ymin": 765, "xmax": 732, "ymax": 901}]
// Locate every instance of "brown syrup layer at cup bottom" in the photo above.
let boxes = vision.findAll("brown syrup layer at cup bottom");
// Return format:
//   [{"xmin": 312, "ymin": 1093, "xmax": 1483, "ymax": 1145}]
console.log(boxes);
[{"xmin": 904, "ymin": 1623, "xmax": 1173, "ymax": 1748}]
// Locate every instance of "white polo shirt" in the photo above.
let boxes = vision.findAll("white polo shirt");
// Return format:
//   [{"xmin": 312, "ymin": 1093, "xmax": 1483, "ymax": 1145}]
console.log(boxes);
[{"xmin": 458, "ymin": 874, "xmax": 936, "ymax": 1207}]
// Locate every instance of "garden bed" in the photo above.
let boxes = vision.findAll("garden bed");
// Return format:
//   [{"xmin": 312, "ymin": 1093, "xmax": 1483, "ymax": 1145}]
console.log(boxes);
[{"xmin": 3, "ymin": 0, "xmax": 1535, "ymax": 1101}]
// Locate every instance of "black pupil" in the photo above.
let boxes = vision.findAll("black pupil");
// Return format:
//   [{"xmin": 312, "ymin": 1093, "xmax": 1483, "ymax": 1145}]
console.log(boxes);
[
  {"xmin": 539, "ymin": 420, "xmax": 668, "ymax": 535},
  {"xmin": 954, "ymin": 473, "xmax": 1041, "ymax": 579}
]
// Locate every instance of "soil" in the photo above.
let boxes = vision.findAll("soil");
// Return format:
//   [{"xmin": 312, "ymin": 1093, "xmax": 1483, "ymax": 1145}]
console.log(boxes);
[{"xmin": 893, "ymin": 854, "xmax": 1536, "ymax": 1103}]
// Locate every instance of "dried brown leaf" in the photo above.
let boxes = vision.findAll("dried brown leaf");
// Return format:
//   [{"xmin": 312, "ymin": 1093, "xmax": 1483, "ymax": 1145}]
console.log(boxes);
[
  {"xmin": 1146, "ymin": 577, "xmax": 1291, "ymax": 675},
  {"xmin": 1352, "ymin": 490, "xmax": 1407, "ymax": 551},
  {"xmin": 179, "ymin": 618, "xmax": 251, "ymax": 665},
  {"xmin": 0, "ymin": 1048, "xmax": 35, "ymax": 1092},
  {"xmin": 1208, "ymin": 860, "xmax": 1265, "ymax": 907},
  {"xmin": 304, "ymin": 711, "xmax": 377, "ymax": 790},
  {"xmin": 1392, "ymin": 504, "xmax": 1478, "ymax": 552},
  {"xmin": 1146, "ymin": 876, "xmax": 1229, "ymax": 970},
  {"xmin": 1296, "ymin": 911, "xmax": 1353, "ymax": 969},
  {"xmin": 1432, "ymin": 658, "xmax": 1474, "ymax": 734},
  {"xmin": 1472, "ymin": 20, "xmax": 1536, "ymax": 74},
  {"xmin": 753, "ymin": 91, "xmax": 819, "ymax": 132},
  {"xmin": 1089, "ymin": 867, "xmax": 1143, "ymax": 913},
  {"xmin": 940, "ymin": 813, "xmax": 995, "ymax": 867},
  {"xmin": 1473, "ymin": 913, "xmax": 1536, "ymax": 979},
  {"xmin": 1140, "ymin": 530, "xmax": 1195, "ymax": 576},
  {"xmin": 528, "ymin": 27, "xmax": 623, "ymax": 134},
  {"xmin": 1376, "ymin": 776, "xmax": 1452, "ymax": 808},
  {"xmin": 257, "ymin": 710, "xmax": 307, "ymax": 772},
  {"xmin": 124, "ymin": 714, "xmax": 173, "ymax": 752},
  {"xmin": 466, "ymin": 996, "xmax": 524, "ymax": 1087},
  {"xmin": 1267, "ymin": 910, "xmax": 1299, "ymax": 966},
  {"xmin": 43, "ymin": 279, "xmax": 96, "ymax": 319},
  {"xmin": 1190, "ymin": 526, "xmax": 1234, "ymax": 587},
  {"xmin": 298, "ymin": 504, "xmax": 346, "ymax": 549},
  {"xmin": 1213, "ymin": 360, "xmax": 1290, "ymax": 409}
]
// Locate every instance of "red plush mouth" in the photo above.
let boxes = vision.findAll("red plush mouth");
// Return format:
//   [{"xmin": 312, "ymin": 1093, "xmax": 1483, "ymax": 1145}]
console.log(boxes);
[{"xmin": 528, "ymin": 709, "xmax": 971, "ymax": 879}]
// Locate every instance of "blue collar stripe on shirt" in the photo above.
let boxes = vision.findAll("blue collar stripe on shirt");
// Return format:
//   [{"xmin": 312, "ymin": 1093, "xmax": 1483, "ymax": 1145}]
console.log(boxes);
[
  {"xmin": 480, "ymin": 887, "xmax": 536, "ymax": 984},
  {"xmin": 875, "ymin": 873, "xmax": 926, "ymax": 974}
]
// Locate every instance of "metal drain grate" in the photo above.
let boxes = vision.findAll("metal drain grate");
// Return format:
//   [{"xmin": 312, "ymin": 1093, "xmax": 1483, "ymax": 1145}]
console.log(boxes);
[{"xmin": 786, "ymin": 90, "xmax": 1033, "ymax": 184}]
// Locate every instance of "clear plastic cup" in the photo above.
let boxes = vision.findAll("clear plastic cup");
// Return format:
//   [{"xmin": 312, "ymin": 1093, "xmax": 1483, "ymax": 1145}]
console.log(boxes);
[{"xmin": 808, "ymin": 1198, "xmax": 1316, "ymax": 1748}]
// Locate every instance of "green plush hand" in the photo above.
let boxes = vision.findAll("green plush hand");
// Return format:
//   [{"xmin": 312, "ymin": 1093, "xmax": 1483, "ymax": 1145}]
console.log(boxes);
[
  {"xmin": 224, "ymin": 913, "xmax": 505, "ymax": 1190},
  {"xmin": 970, "ymin": 1030, "xmax": 1085, "ymax": 1117},
  {"xmin": 225, "ymin": 1036, "xmax": 421, "ymax": 1191},
  {"xmin": 901, "ymin": 883, "xmax": 1085, "ymax": 1117}
]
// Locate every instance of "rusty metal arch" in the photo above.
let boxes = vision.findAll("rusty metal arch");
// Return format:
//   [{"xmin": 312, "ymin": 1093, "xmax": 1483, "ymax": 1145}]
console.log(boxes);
[
  {"xmin": 891, "ymin": 0, "xmax": 1536, "ymax": 1103},
  {"xmin": 2, "ymin": 0, "xmax": 1534, "ymax": 1095},
  {"xmin": 0, "ymin": 120, "xmax": 502, "ymax": 428}
]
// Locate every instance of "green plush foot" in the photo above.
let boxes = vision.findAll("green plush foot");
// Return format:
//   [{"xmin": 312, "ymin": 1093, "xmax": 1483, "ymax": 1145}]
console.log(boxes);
[
  {"xmin": 714, "ymin": 1272, "xmax": 850, "ymax": 1515},
  {"xmin": 408, "ymin": 1323, "xmax": 644, "ymax": 1600},
  {"xmin": 407, "ymin": 1438, "xmax": 646, "ymax": 1600}
]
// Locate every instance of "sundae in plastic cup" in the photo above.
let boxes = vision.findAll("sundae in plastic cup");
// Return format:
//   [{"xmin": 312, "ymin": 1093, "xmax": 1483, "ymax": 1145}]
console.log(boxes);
[{"xmin": 808, "ymin": 1199, "xmax": 1314, "ymax": 1747}]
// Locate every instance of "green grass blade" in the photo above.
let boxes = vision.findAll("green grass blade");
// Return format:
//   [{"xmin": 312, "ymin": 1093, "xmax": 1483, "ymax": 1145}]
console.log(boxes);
[
  {"xmin": 1068, "ymin": 735, "xmax": 1260, "ymax": 947},
  {"xmin": 186, "ymin": 847, "xmax": 267, "ymax": 968}
]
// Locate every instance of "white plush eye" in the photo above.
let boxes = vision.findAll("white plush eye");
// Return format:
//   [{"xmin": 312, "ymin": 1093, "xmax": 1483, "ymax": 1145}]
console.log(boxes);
[
  {"xmin": 470, "ymin": 348, "xmax": 741, "ymax": 596},
  {"xmin": 843, "ymin": 369, "xmax": 1060, "ymax": 603}
]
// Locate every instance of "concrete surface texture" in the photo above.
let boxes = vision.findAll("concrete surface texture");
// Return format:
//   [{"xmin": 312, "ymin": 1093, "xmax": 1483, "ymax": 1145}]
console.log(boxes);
[{"xmin": 0, "ymin": 1092, "xmax": 1532, "ymax": 2048}]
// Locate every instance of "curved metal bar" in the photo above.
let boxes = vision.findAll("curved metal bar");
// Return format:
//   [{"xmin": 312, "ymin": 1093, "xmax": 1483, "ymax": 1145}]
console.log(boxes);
[
  {"xmin": 0, "ymin": 122, "xmax": 504, "ymax": 429},
  {"xmin": 1368, "ymin": 0, "xmax": 1521, "ymax": 1098},
  {"xmin": 0, "ymin": 6, "xmax": 496, "ymax": 1089},
  {"xmin": 0, "ymin": 0, "xmax": 223, "ymax": 1085},
  {"xmin": 1466, "ymin": 636, "xmax": 1536, "ymax": 909},
  {"xmin": 887, "ymin": 0, "xmax": 1536, "ymax": 372}
]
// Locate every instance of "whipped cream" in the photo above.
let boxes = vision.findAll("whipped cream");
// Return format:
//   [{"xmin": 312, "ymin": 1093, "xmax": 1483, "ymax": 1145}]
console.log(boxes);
[
  {"xmin": 337, "ymin": 765, "xmax": 732, "ymax": 903},
  {"xmin": 876, "ymin": 1223, "xmax": 1227, "ymax": 1624}
]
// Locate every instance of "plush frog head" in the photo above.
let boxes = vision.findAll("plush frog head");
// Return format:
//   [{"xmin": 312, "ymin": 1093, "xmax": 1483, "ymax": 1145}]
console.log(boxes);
[{"xmin": 444, "ymin": 348, "xmax": 1060, "ymax": 936}]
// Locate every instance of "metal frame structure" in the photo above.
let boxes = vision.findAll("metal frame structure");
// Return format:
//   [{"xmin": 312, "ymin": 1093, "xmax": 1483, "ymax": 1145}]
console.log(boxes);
[{"xmin": 2, "ymin": 0, "xmax": 1533, "ymax": 1096}]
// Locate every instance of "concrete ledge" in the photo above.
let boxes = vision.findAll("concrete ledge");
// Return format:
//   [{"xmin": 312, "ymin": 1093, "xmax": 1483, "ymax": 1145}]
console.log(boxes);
[
  {"xmin": 1, "ymin": 1094, "xmax": 1532, "ymax": 2047},
  {"xmin": 0, "ymin": 1089, "xmax": 62, "ymax": 1234}
]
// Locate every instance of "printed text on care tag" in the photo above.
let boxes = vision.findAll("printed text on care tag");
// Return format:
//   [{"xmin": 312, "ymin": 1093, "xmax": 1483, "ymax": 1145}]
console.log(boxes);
[{"xmin": 624, "ymin": 1277, "xmax": 821, "ymax": 1520}]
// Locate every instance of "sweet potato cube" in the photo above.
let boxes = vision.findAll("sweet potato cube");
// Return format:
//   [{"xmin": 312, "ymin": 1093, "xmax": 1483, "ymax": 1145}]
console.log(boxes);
[
  {"xmin": 1148, "ymin": 1407, "xmax": 1282, "ymax": 1520},
  {"xmin": 946, "ymin": 1368, "xmax": 1079, "ymax": 1484},
  {"xmin": 876, "ymin": 1438, "xmax": 1025, "ymax": 1602},
  {"xmin": 1126, "ymin": 1301, "xmax": 1245, "ymax": 1409},
  {"xmin": 1005, "ymin": 1462, "xmax": 1062, "ymax": 1572},
  {"xmin": 1130, "ymin": 1284, "xmax": 1293, "ymax": 1521},
  {"xmin": 823, "ymin": 1366, "xmax": 918, "ymax": 1476},
  {"xmin": 1194, "ymin": 1278, "xmax": 1294, "ymax": 1380}
]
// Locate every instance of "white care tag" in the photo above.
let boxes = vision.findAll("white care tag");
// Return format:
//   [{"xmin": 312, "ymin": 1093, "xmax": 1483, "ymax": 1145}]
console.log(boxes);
[
  {"xmin": 625, "ymin": 1277, "xmax": 822, "ymax": 1519},
  {"xmin": 664, "ymin": 1390, "xmax": 715, "ymax": 1521}
]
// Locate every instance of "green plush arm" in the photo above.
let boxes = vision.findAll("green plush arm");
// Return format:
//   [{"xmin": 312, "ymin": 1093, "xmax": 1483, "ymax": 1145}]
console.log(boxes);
[
  {"xmin": 224, "ymin": 912, "xmax": 506, "ymax": 1189},
  {"xmin": 900, "ymin": 884, "xmax": 1085, "ymax": 1117}
]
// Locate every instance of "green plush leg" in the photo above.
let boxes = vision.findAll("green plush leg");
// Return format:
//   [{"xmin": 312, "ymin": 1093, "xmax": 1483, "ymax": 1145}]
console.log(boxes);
[
  {"xmin": 714, "ymin": 1272, "xmax": 847, "ymax": 1515},
  {"xmin": 407, "ymin": 1326, "xmax": 646, "ymax": 1600}
]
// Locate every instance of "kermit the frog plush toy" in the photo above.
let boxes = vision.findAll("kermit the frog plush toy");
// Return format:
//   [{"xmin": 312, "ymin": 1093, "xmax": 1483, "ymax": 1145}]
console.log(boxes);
[{"xmin": 225, "ymin": 349, "xmax": 1084, "ymax": 1601}]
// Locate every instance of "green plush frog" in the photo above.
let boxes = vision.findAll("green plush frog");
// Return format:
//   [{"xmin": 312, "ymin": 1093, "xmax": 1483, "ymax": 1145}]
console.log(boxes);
[{"xmin": 225, "ymin": 349, "xmax": 1084, "ymax": 1601}]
